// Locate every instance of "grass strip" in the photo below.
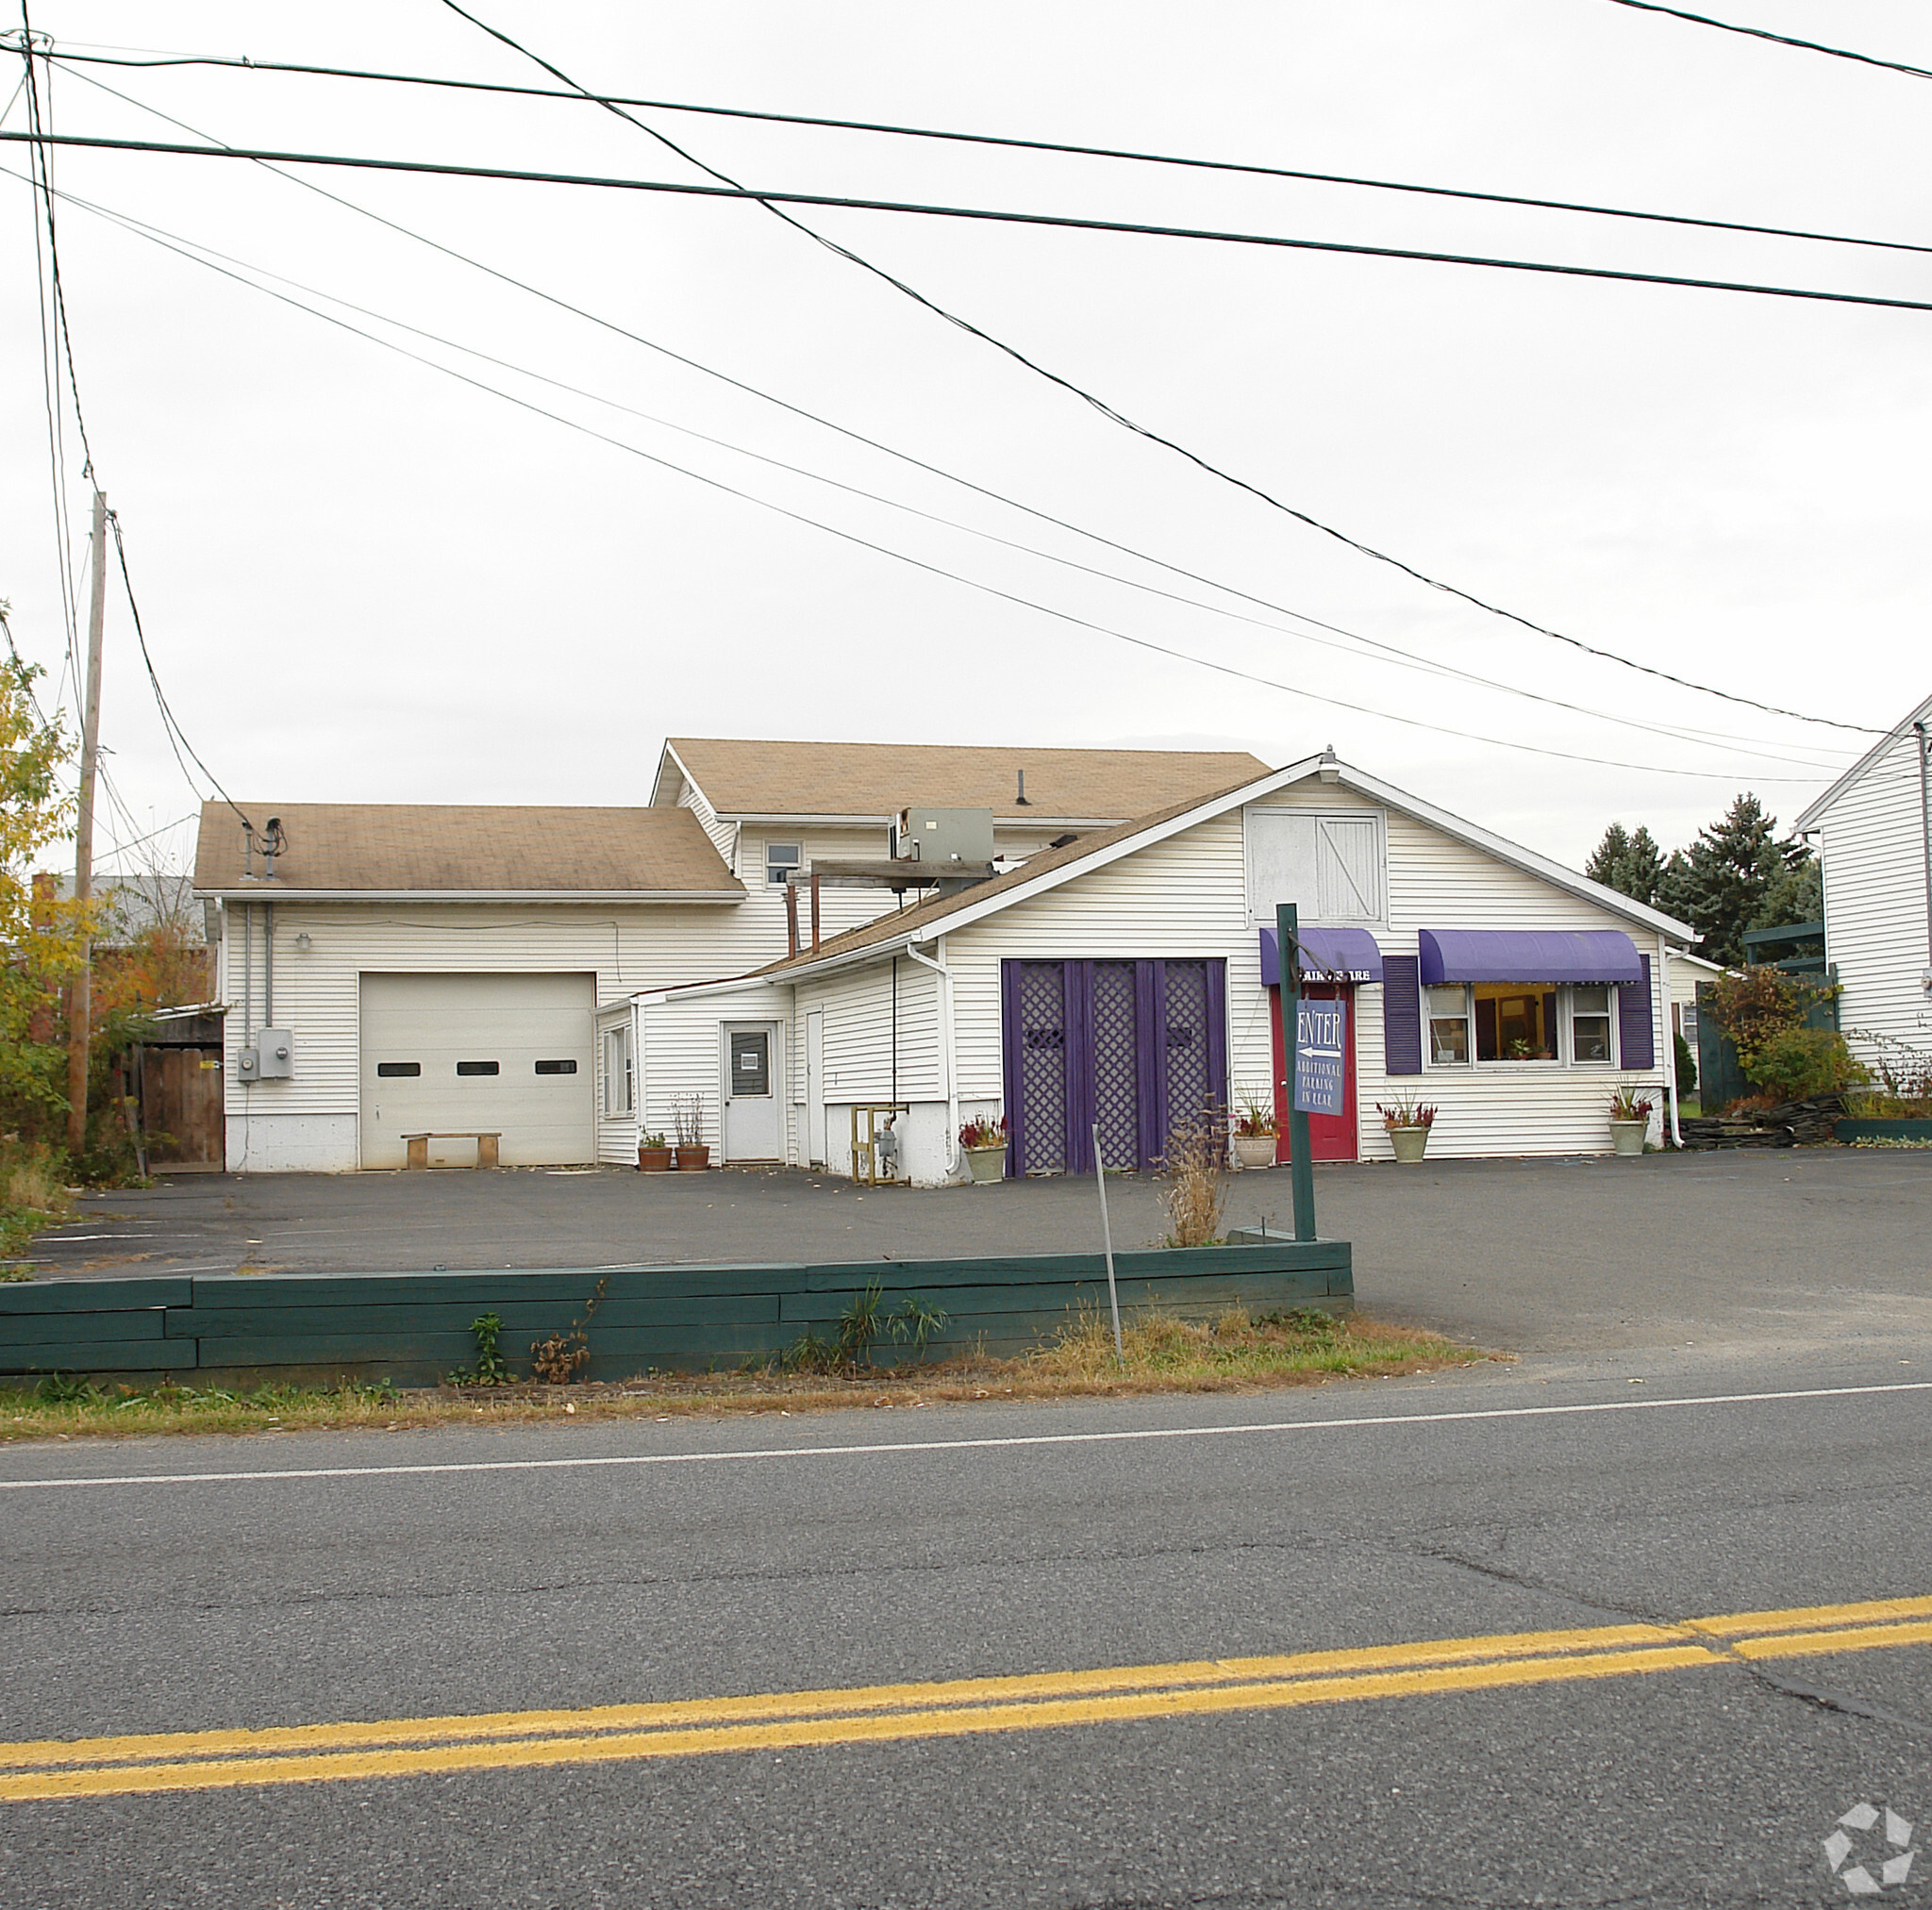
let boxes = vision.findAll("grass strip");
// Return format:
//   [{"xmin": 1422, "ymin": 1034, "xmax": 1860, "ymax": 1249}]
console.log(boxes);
[{"xmin": 0, "ymin": 1306, "xmax": 1491, "ymax": 1442}]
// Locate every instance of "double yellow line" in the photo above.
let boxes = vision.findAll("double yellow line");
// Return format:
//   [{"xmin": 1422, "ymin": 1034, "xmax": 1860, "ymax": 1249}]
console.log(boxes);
[{"xmin": 6, "ymin": 1595, "xmax": 1929, "ymax": 1802}]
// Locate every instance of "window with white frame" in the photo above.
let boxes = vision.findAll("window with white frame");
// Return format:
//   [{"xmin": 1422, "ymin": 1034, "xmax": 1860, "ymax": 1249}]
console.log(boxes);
[
  {"xmin": 765, "ymin": 841, "xmax": 802, "ymax": 889},
  {"xmin": 1424, "ymin": 984, "xmax": 1619, "ymax": 1067},
  {"xmin": 1244, "ymin": 809, "xmax": 1386, "ymax": 923},
  {"xmin": 601, "ymin": 1024, "xmax": 634, "ymax": 1116},
  {"xmin": 1427, "ymin": 986, "xmax": 1471, "ymax": 1065}
]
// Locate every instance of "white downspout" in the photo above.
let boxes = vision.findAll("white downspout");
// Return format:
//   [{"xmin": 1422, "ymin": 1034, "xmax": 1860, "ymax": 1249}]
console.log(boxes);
[
  {"xmin": 1660, "ymin": 938, "xmax": 1681, "ymax": 1149},
  {"xmin": 904, "ymin": 938, "xmax": 959, "ymax": 1180}
]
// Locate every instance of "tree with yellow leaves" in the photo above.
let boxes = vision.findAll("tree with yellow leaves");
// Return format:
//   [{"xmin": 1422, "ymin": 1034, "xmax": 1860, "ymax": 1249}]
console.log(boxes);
[{"xmin": 0, "ymin": 625, "xmax": 95, "ymax": 1126}]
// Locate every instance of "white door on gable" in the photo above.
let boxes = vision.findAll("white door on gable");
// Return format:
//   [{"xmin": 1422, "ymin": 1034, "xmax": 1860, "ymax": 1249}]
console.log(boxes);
[
  {"xmin": 722, "ymin": 1021, "xmax": 783, "ymax": 1162},
  {"xmin": 806, "ymin": 1008, "xmax": 826, "ymax": 1165}
]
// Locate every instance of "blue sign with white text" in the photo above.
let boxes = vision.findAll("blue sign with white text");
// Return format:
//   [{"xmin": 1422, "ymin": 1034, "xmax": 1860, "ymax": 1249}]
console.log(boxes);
[{"xmin": 1293, "ymin": 997, "xmax": 1346, "ymax": 1117}]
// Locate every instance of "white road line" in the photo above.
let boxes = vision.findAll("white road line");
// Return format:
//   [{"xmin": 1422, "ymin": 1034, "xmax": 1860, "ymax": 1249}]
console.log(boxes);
[{"xmin": 2, "ymin": 1380, "xmax": 1929, "ymax": 1492}]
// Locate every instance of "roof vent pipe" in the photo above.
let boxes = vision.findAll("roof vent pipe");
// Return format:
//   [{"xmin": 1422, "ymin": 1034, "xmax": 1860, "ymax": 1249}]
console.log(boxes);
[{"xmin": 1015, "ymin": 770, "xmax": 1030, "ymax": 806}]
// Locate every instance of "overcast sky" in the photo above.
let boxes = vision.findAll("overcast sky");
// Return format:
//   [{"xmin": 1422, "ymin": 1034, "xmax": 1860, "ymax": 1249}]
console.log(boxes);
[{"xmin": 3, "ymin": 0, "xmax": 1925, "ymax": 886}]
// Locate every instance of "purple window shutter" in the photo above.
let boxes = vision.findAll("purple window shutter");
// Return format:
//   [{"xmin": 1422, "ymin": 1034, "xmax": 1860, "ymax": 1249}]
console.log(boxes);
[
  {"xmin": 1383, "ymin": 955, "xmax": 1424, "ymax": 1075},
  {"xmin": 1618, "ymin": 955, "xmax": 1656, "ymax": 1069}
]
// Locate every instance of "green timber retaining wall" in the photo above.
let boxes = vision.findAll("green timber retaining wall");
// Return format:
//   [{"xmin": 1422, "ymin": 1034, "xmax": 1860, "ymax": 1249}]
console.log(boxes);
[
  {"xmin": 1835, "ymin": 1118, "xmax": 1932, "ymax": 1144},
  {"xmin": 0, "ymin": 1240, "xmax": 1354, "ymax": 1387}
]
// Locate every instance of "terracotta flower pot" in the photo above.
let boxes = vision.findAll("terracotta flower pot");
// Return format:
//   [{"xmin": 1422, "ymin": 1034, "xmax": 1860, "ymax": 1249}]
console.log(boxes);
[
  {"xmin": 1232, "ymin": 1134, "xmax": 1276, "ymax": 1170},
  {"xmin": 674, "ymin": 1144, "xmax": 711, "ymax": 1171},
  {"xmin": 637, "ymin": 1145, "xmax": 673, "ymax": 1172}
]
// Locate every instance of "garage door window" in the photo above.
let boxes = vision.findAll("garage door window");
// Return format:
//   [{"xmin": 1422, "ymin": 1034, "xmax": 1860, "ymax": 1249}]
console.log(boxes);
[
  {"xmin": 375, "ymin": 1061, "xmax": 420, "ymax": 1078},
  {"xmin": 457, "ymin": 1060, "xmax": 500, "ymax": 1076},
  {"xmin": 534, "ymin": 1058, "xmax": 577, "ymax": 1075}
]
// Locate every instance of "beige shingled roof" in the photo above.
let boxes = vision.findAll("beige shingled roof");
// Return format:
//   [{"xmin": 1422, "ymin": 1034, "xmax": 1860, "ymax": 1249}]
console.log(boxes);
[
  {"xmin": 192, "ymin": 804, "xmax": 741, "ymax": 896},
  {"xmin": 663, "ymin": 738, "xmax": 1271, "ymax": 822}
]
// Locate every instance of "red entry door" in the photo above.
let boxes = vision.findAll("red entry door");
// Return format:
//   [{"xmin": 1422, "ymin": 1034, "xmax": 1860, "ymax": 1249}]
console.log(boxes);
[{"xmin": 1269, "ymin": 984, "xmax": 1358, "ymax": 1162}]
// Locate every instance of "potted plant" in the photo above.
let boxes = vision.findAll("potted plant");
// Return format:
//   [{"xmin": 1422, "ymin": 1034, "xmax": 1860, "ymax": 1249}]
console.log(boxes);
[
  {"xmin": 1608, "ymin": 1083, "xmax": 1655, "ymax": 1156},
  {"xmin": 1376, "ymin": 1095, "xmax": 1437, "ymax": 1164},
  {"xmin": 637, "ymin": 1131, "xmax": 672, "ymax": 1172},
  {"xmin": 673, "ymin": 1094, "xmax": 710, "ymax": 1171},
  {"xmin": 1231, "ymin": 1093, "xmax": 1277, "ymax": 1170},
  {"xmin": 958, "ymin": 1112, "xmax": 1008, "ymax": 1184}
]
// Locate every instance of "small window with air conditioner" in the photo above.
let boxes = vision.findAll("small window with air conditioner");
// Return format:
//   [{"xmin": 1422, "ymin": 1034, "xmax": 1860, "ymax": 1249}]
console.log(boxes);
[{"xmin": 766, "ymin": 841, "xmax": 802, "ymax": 889}]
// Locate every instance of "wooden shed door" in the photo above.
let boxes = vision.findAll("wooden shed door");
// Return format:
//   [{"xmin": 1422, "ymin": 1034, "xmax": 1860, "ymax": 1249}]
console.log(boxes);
[{"xmin": 137, "ymin": 1045, "xmax": 225, "ymax": 1170}]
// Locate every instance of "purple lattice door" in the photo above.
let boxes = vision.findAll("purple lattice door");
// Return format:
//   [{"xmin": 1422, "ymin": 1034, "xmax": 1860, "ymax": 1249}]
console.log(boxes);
[
  {"xmin": 1091, "ymin": 962, "xmax": 1141, "ymax": 1173},
  {"xmin": 1004, "ymin": 958, "xmax": 1227, "ymax": 1174}
]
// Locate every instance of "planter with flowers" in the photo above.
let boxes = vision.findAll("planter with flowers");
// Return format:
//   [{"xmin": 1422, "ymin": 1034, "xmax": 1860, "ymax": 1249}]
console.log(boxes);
[
  {"xmin": 673, "ymin": 1094, "xmax": 710, "ymax": 1171},
  {"xmin": 637, "ymin": 1131, "xmax": 673, "ymax": 1172},
  {"xmin": 1608, "ymin": 1083, "xmax": 1655, "ymax": 1156},
  {"xmin": 1376, "ymin": 1095, "xmax": 1437, "ymax": 1164},
  {"xmin": 1231, "ymin": 1093, "xmax": 1278, "ymax": 1170},
  {"xmin": 959, "ymin": 1112, "xmax": 1009, "ymax": 1184}
]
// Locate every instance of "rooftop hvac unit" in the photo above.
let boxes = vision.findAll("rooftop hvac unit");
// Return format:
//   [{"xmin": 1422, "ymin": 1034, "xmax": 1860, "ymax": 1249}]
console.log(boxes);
[{"xmin": 891, "ymin": 807, "xmax": 996, "ymax": 866}]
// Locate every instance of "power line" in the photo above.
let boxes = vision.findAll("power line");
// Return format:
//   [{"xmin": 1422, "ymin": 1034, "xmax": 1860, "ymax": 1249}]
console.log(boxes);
[
  {"xmin": 1600, "ymin": 1, "xmax": 1932, "ymax": 79},
  {"xmin": 29, "ymin": 65, "xmax": 1856, "ymax": 773},
  {"xmin": 11, "ymin": 117, "xmax": 1886, "ymax": 741},
  {"xmin": 8, "ymin": 174, "xmax": 1827, "ymax": 788},
  {"xmin": 7, "ymin": 125, "xmax": 1932, "ymax": 333},
  {"xmin": 22, "ymin": 39, "xmax": 1932, "ymax": 264},
  {"xmin": 108, "ymin": 512, "xmax": 249, "ymax": 831},
  {"xmin": 20, "ymin": 163, "xmax": 1849, "ymax": 777}
]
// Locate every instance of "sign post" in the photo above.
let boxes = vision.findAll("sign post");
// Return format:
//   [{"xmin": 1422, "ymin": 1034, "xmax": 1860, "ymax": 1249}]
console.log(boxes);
[{"xmin": 1276, "ymin": 902, "xmax": 1318, "ymax": 1242}]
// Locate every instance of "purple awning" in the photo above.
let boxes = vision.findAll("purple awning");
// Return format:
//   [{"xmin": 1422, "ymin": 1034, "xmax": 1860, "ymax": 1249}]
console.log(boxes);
[
  {"xmin": 1418, "ymin": 928, "xmax": 1644, "ymax": 986},
  {"xmin": 1258, "ymin": 925, "xmax": 1384, "ymax": 987}
]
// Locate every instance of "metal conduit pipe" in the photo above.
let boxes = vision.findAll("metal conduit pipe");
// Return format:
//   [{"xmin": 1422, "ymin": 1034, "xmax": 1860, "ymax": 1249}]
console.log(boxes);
[
  {"xmin": 264, "ymin": 900, "xmax": 275, "ymax": 1027},
  {"xmin": 903, "ymin": 938, "xmax": 959, "ymax": 1178}
]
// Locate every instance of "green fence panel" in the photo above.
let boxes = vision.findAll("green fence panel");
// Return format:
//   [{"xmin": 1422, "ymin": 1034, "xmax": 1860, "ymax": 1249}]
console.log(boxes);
[
  {"xmin": 0, "ymin": 1339, "xmax": 196, "ymax": 1375},
  {"xmin": 0, "ymin": 1309, "xmax": 166, "ymax": 1349},
  {"xmin": 0, "ymin": 1278, "xmax": 192, "ymax": 1313}
]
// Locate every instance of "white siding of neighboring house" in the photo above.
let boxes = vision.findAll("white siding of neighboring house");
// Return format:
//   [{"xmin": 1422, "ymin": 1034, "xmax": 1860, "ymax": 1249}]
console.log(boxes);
[
  {"xmin": 217, "ymin": 900, "xmax": 738, "ymax": 1172},
  {"xmin": 793, "ymin": 793, "xmax": 1673, "ymax": 1181},
  {"xmin": 1809, "ymin": 729, "xmax": 1932, "ymax": 1065}
]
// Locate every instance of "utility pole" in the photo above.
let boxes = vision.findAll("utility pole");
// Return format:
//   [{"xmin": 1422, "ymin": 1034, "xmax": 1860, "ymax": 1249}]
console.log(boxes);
[{"xmin": 66, "ymin": 489, "xmax": 106, "ymax": 1160}]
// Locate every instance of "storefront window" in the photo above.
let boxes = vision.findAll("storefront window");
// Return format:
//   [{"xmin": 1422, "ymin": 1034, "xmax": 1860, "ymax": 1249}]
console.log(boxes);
[
  {"xmin": 1474, "ymin": 983, "xmax": 1557, "ymax": 1061},
  {"xmin": 1425, "ymin": 981, "xmax": 1619, "ymax": 1066},
  {"xmin": 1570, "ymin": 986, "xmax": 1613, "ymax": 1063},
  {"xmin": 1427, "ymin": 986, "xmax": 1471, "ymax": 1065}
]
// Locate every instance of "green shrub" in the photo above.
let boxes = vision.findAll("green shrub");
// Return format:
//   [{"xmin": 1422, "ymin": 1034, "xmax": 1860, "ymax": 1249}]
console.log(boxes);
[
  {"xmin": 1745, "ymin": 1027, "xmax": 1867, "ymax": 1102},
  {"xmin": 1674, "ymin": 1031, "xmax": 1697, "ymax": 1096}
]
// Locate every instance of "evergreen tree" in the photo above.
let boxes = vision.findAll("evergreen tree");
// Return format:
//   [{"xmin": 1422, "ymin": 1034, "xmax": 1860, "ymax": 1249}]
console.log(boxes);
[
  {"xmin": 1584, "ymin": 822, "xmax": 1630, "ymax": 891},
  {"xmin": 1618, "ymin": 825, "xmax": 1665, "ymax": 907},
  {"xmin": 1752, "ymin": 847, "xmax": 1823, "ymax": 931},
  {"xmin": 1673, "ymin": 793, "xmax": 1783, "ymax": 966},
  {"xmin": 1584, "ymin": 822, "xmax": 1665, "ymax": 906}
]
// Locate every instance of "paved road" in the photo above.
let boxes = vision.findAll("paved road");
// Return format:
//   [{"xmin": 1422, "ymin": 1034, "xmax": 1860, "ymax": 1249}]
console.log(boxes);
[
  {"xmin": 29, "ymin": 1149, "xmax": 1932, "ymax": 1358},
  {"xmin": 3, "ymin": 1356, "xmax": 1929, "ymax": 1906}
]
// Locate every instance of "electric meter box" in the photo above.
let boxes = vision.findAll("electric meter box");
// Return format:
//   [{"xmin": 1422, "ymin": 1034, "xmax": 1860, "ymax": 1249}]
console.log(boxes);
[
  {"xmin": 254, "ymin": 1029, "xmax": 294, "ymax": 1079},
  {"xmin": 890, "ymin": 806, "xmax": 995, "ymax": 865}
]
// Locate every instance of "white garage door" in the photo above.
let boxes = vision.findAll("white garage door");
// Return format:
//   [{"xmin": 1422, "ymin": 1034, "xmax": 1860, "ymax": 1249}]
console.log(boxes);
[{"xmin": 359, "ymin": 972, "xmax": 595, "ymax": 1169}]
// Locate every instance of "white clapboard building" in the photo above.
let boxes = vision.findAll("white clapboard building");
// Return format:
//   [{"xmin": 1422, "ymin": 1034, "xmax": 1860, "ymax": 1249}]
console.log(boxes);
[
  {"xmin": 613, "ymin": 752, "xmax": 1691, "ymax": 1183},
  {"xmin": 1792, "ymin": 691, "xmax": 1932, "ymax": 1071},
  {"xmin": 194, "ymin": 742, "xmax": 1266, "ymax": 1171}
]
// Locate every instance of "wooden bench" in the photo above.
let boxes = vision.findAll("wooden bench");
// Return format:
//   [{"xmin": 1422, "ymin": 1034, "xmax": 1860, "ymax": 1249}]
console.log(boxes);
[{"xmin": 402, "ymin": 1131, "xmax": 502, "ymax": 1170}]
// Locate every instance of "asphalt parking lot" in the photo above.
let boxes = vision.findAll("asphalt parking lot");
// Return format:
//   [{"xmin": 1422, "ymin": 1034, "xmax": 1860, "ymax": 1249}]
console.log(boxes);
[{"xmin": 22, "ymin": 1147, "xmax": 1931, "ymax": 1362}]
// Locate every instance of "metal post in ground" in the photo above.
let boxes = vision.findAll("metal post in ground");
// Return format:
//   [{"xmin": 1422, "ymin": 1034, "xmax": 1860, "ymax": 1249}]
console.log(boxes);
[
  {"xmin": 1091, "ymin": 1121, "xmax": 1124, "ymax": 1368},
  {"xmin": 1277, "ymin": 901, "xmax": 1318, "ymax": 1243}
]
